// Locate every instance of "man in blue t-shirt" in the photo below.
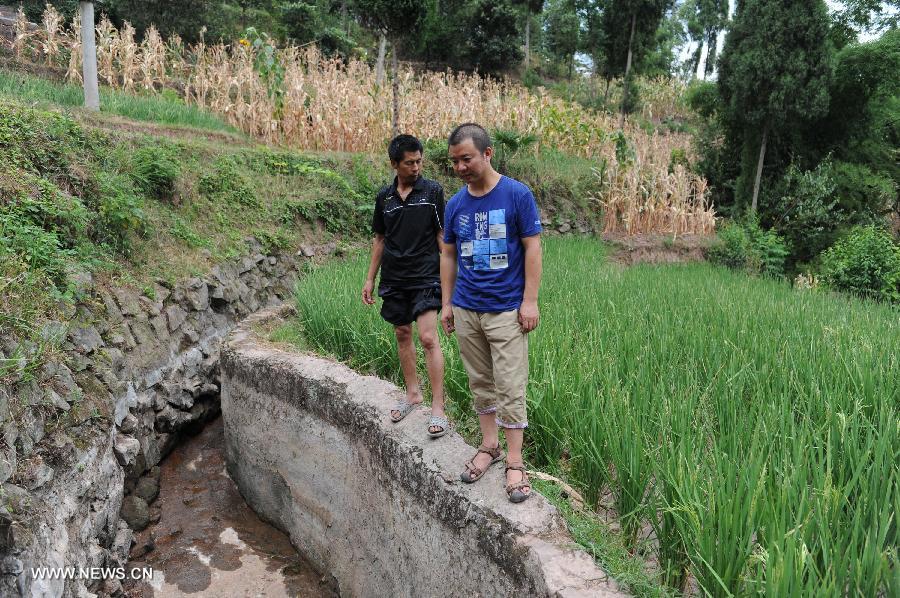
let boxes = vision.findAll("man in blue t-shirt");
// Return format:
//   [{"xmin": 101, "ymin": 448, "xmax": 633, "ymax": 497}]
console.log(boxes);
[{"xmin": 440, "ymin": 123, "xmax": 543, "ymax": 503}]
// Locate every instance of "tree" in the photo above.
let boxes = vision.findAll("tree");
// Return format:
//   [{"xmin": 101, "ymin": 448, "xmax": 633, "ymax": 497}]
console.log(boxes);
[
  {"xmin": 350, "ymin": 0, "xmax": 426, "ymax": 135},
  {"xmin": 513, "ymin": 0, "xmax": 545, "ymax": 67},
  {"xmin": 680, "ymin": 0, "xmax": 728, "ymax": 79},
  {"xmin": 718, "ymin": 0, "xmax": 832, "ymax": 212},
  {"xmin": 281, "ymin": 1, "xmax": 358, "ymax": 57},
  {"xmin": 597, "ymin": 0, "xmax": 672, "ymax": 128},
  {"xmin": 464, "ymin": 0, "xmax": 524, "ymax": 73},
  {"xmin": 544, "ymin": 0, "xmax": 581, "ymax": 76}
]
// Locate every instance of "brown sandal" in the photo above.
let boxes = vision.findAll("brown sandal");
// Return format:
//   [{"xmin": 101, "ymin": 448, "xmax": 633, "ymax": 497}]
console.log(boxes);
[
  {"xmin": 505, "ymin": 463, "xmax": 532, "ymax": 503},
  {"xmin": 460, "ymin": 444, "xmax": 504, "ymax": 483}
]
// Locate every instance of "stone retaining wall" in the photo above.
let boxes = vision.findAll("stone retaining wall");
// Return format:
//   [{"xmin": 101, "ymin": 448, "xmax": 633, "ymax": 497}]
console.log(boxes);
[
  {"xmin": 221, "ymin": 306, "xmax": 627, "ymax": 598},
  {"xmin": 0, "ymin": 239, "xmax": 329, "ymax": 597}
]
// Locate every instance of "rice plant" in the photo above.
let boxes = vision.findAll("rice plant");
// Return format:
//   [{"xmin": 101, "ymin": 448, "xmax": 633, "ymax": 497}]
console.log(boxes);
[{"xmin": 293, "ymin": 237, "xmax": 899, "ymax": 596}]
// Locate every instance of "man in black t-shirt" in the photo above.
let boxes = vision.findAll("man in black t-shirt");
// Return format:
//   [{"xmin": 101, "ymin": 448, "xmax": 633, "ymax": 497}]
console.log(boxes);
[{"xmin": 362, "ymin": 135, "xmax": 449, "ymax": 438}]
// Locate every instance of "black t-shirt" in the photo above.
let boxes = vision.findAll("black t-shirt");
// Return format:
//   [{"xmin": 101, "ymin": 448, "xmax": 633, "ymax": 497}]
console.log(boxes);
[{"xmin": 372, "ymin": 176, "xmax": 445, "ymax": 289}]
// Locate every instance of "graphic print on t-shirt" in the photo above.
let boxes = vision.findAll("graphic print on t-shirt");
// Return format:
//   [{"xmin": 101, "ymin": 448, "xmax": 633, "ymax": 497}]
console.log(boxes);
[{"xmin": 460, "ymin": 209, "xmax": 508, "ymax": 271}]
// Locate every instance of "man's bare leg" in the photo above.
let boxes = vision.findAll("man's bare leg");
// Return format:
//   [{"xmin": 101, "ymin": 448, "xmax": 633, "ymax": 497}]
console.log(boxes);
[
  {"xmin": 390, "ymin": 324, "xmax": 422, "ymax": 419},
  {"xmin": 416, "ymin": 310, "xmax": 445, "ymax": 433}
]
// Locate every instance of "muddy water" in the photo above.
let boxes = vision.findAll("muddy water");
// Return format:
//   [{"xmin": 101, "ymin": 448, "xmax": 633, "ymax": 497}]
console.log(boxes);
[{"xmin": 125, "ymin": 417, "xmax": 336, "ymax": 598}]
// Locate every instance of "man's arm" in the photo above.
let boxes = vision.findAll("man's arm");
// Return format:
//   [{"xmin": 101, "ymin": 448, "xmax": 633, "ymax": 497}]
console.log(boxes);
[
  {"xmin": 440, "ymin": 240, "xmax": 457, "ymax": 335},
  {"xmin": 518, "ymin": 234, "xmax": 542, "ymax": 333},
  {"xmin": 362, "ymin": 233, "xmax": 385, "ymax": 305}
]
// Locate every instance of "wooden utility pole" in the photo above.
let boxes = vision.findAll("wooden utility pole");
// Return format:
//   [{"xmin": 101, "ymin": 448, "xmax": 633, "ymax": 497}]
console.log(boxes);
[{"xmin": 79, "ymin": 2, "xmax": 99, "ymax": 110}]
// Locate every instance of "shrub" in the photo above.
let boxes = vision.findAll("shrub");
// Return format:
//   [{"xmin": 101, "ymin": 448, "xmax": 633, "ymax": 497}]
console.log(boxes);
[
  {"xmin": 708, "ymin": 219, "xmax": 788, "ymax": 277},
  {"xmin": 422, "ymin": 138, "xmax": 452, "ymax": 176},
  {"xmin": 492, "ymin": 129, "xmax": 538, "ymax": 174},
  {"xmin": 131, "ymin": 146, "xmax": 181, "ymax": 200},
  {"xmin": 93, "ymin": 172, "xmax": 146, "ymax": 252},
  {"xmin": 0, "ymin": 213, "xmax": 70, "ymax": 285},
  {"xmin": 769, "ymin": 162, "xmax": 839, "ymax": 264},
  {"xmin": 819, "ymin": 226, "xmax": 900, "ymax": 302},
  {"xmin": 199, "ymin": 157, "xmax": 259, "ymax": 207}
]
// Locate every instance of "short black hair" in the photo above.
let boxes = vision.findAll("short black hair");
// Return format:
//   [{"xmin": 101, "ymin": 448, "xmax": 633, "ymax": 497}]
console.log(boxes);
[
  {"xmin": 388, "ymin": 134, "xmax": 423, "ymax": 163},
  {"xmin": 447, "ymin": 123, "xmax": 492, "ymax": 153}
]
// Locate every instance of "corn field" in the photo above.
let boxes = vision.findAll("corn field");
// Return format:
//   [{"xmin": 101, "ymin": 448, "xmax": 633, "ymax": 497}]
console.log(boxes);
[{"xmin": 9, "ymin": 5, "xmax": 715, "ymax": 236}]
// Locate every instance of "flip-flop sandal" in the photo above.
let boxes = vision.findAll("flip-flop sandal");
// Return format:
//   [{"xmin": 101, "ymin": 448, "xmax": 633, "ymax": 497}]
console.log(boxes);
[
  {"xmin": 505, "ymin": 464, "xmax": 532, "ymax": 503},
  {"xmin": 390, "ymin": 399, "xmax": 418, "ymax": 423},
  {"xmin": 427, "ymin": 415, "xmax": 450, "ymax": 439},
  {"xmin": 460, "ymin": 444, "xmax": 504, "ymax": 483}
]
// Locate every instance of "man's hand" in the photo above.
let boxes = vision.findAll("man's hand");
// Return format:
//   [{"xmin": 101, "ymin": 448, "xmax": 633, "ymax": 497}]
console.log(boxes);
[
  {"xmin": 440, "ymin": 303, "xmax": 455, "ymax": 335},
  {"xmin": 518, "ymin": 300, "xmax": 539, "ymax": 333},
  {"xmin": 362, "ymin": 279, "xmax": 376, "ymax": 305}
]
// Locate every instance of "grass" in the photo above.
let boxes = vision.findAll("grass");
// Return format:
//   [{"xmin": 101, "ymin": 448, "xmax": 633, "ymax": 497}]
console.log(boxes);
[
  {"xmin": 0, "ymin": 67, "xmax": 236, "ymax": 133},
  {"xmin": 288, "ymin": 236, "xmax": 898, "ymax": 596}
]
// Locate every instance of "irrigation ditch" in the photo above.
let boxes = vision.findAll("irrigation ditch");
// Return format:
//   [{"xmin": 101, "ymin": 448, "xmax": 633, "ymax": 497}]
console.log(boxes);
[{"xmin": 0, "ymin": 237, "xmax": 326, "ymax": 597}]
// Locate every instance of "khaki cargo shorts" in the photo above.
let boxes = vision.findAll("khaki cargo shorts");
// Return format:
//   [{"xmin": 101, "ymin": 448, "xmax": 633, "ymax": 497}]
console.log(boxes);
[{"xmin": 452, "ymin": 307, "xmax": 528, "ymax": 429}]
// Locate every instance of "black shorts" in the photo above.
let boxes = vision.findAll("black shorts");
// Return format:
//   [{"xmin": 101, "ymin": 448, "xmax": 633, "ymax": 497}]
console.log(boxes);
[{"xmin": 379, "ymin": 286, "xmax": 442, "ymax": 326}]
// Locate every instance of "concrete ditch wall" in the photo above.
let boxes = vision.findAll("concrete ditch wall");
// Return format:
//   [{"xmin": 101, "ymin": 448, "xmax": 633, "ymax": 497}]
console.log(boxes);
[{"xmin": 221, "ymin": 306, "xmax": 627, "ymax": 598}]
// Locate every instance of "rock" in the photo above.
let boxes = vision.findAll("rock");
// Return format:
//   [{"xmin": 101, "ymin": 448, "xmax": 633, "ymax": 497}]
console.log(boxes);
[
  {"xmin": 21, "ymin": 380, "xmax": 42, "ymax": 406},
  {"xmin": 165, "ymin": 305, "xmax": 187, "ymax": 332},
  {"xmin": 101, "ymin": 347, "xmax": 125, "ymax": 374},
  {"xmin": 183, "ymin": 278, "xmax": 209, "ymax": 311},
  {"xmin": 149, "ymin": 505, "xmax": 161, "ymax": 524},
  {"xmin": 47, "ymin": 363, "xmax": 78, "ymax": 398},
  {"xmin": 0, "ymin": 449, "xmax": 14, "ymax": 485},
  {"xmin": 130, "ymin": 533, "xmax": 155, "ymax": 559},
  {"xmin": 150, "ymin": 314, "xmax": 169, "ymax": 340},
  {"xmin": 130, "ymin": 320, "xmax": 155, "ymax": 347},
  {"xmin": 180, "ymin": 326, "xmax": 200, "ymax": 349},
  {"xmin": 2, "ymin": 484, "xmax": 30, "ymax": 511},
  {"xmin": 321, "ymin": 242, "xmax": 337, "ymax": 255},
  {"xmin": 148, "ymin": 465, "xmax": 161, "ymax": 483},
  {"xmin": 182, "ymin": 348, "xmax": 203, "ymax": 378},
  {"xmin": 299, "ymin": 244, "xmax": 315, "ymax": 257},
  {"xmin": 44, "ymin": 388, "xmax": 70, "ymax": 412},
  {"xmin": 101, "ymin": 578, "xmax": 123, "ymax": 596},
  {"xmin": 118, "ymin": 413, "xmax": 138, "ymax": 434},
  {"xmin": 47, "ymin": 432, "xmax": 75, "ymax": 464},
  {"xmin": 120, "ymin": 495, "xmax": 150, "ymax": 531},
  {"xmin": 0, "ymin": 556, "xmax": 23, "ymax": 575},
  {"xmin": 99, "ymin": 291, "xmax": 124, "ymax": 324},
  {"xmin": 113, "ymin": 434, "xmax": 141, "ymax": 468},
  {"xmin": 67, "ymin": 268, "xmax": 93, "ymax": 296},
  {"xmin": 68, "ymin": 325, "xmax": 103, "ymax": 354},
  {"xmin": 24, "ymin": 461, "xmax": 54, "ymax": 491},
  {"xmin": 114, "ymin": 383, "xmax": 139, "ymax": 426},
  {"xmin": 168, "ymin": 387, "xmax": 194, "ymax": 410},
  {"xmin": 156, "ymin": 406, "xmax": 191, "ymax": 433},
  {"xmin": 557, "ymin": 222, "xmax": 571, "ymax": 234},
  {"xmin": 239, "ymin": 256, "xmax": 255, "ymax": 274},
  {"xmin": 134, "ymin": 476, "xmax": 159, "ymax": 504},
  {"xmin": 39, "ymin": 321, "xmax": 67, "ymax": 344},
  {"xmin": 0, "ymin": 388, "xmax": 8, "ymax": 425},
  {"xmin": 113, "ymin": 288, "xmax": 142, "ymax": 317},
  {"xmin": 17, "ymin": 409, "xmax": 44, "ymax": 457},
  {"xmin": 198, "ymin": 383, "xmax": 219, "ymax": 397},
  {"xmin": 139, "ymin": 296, "xmax": 163, "ymax": 316},
  {"xmin": 112, "ymin": 522, "xmax": 133, "ymax": 565}
]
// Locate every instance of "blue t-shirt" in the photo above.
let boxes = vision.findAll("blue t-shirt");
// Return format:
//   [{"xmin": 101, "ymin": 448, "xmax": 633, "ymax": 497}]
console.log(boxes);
[{"xmin": 444, "ymin": 176, "xmax": 542, "ymax": 312}]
